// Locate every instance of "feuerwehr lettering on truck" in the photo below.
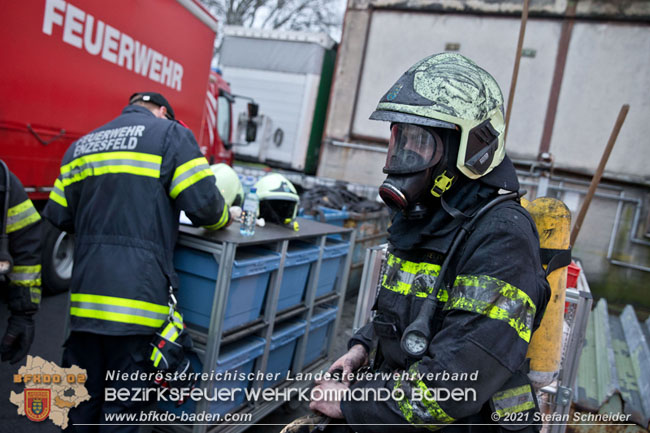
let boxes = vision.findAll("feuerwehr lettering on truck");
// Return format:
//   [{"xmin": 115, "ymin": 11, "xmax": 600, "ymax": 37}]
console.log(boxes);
[{"xmin": 42, "ymin": 0, "xmax": 184, "ymax": 91}]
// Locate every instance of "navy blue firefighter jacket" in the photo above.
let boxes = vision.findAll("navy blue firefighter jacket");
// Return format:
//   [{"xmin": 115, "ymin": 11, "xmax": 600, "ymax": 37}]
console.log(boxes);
[{"xmin": 43, "ymin": 105, "xmax": 230, "ymax": 336}]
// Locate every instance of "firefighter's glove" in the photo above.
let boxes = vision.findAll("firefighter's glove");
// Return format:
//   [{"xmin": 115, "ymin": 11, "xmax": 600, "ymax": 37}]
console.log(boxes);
[
  {"xmin": 229, "ymin": 206, "xmax": 242, "ymax": 223},
  {"xmin": 327, "ymin": 344, "xmax": 368, "ymax": 386},
  {"xmin": 1, "ymin": 313, "xmax": 35, "ymax": 364}
]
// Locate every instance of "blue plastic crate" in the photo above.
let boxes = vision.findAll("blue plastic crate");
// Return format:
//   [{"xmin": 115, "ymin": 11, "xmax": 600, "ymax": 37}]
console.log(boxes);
[
  {"xmin": 272, "ymin": 242, "xmax": 320, "ymax": 311},
  {"xmin": 314, "ymin": 239, "xmax": 349, "ymax": 298},
  {"xmin": 264, "ymin": 319, "xmax": 306, "ymax": 388},
  {"xmin": 174, "ymin": 246, "xmax": 281, "ymax": 331},
  {"xmin": 299, "ymin": 206, "xmax": 349, "ymax": 227},
  {"xmin": 159, "ymin": 336, "xmax": 265, "ymax": 416},
  {"xmin": 303, "ymin": 307, "xmax": 338, "ymax": 366}
]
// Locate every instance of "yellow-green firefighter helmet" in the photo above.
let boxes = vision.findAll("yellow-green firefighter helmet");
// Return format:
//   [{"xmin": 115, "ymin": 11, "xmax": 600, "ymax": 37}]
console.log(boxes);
[
  {"xmin": 210, "ymin": 163, "xmax": 244, "ymax": 207},
  {"xmin": 254, "ymin": 173, "xmax": 300, "ymax": 225},
  {"xmin": 370, "ymin": 53, "xmax": 506, "ymax": 179}
]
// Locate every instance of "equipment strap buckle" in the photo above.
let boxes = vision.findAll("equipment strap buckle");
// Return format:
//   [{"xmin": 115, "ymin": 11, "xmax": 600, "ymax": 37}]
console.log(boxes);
[
  {"xmin": 431, "ymin": 170, "xmax": 455, "ymax": 198},
  {"xmin": 168, "ymin": 285, "xmax": 178, "ymax": 317}
]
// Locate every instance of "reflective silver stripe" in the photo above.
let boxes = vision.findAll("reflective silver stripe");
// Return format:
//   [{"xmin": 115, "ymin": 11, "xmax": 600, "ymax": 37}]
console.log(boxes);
[
  {"xmin": 169, "ymin": 162, "xmax": 210, "ymax": 193},
  {"xmin": 8, "ymin": 271, "xmax": 41, "ymax": 282},
  {"xmin": 492, "ymin": 385, "xmax": 536, "ymax": 415},
  {"xmin": 7, "ymin": 206, "xmax": 38, "ymax": 228},
  {"xmin": 53, "ymin": 181, "xmax": 65, "ymax": 196},
  {"xmin": 446, "ymin": 275, "xmax": 536, "ymax": 343},
  {"xmin": 71, "ymin": 301, "xmax": 167, "ymax": 321},
  {"xmin": 61, "ymin": 159, "xmax": 161, "ymax": 179},
  {"xmin": 161, "ymin": 323, "xmax": 178, "ymax": 340}
]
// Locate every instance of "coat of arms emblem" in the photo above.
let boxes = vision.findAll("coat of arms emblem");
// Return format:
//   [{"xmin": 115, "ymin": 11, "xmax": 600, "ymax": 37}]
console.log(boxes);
[{"xmin": 25, "ymin": 389, "xmax": 51, "ymax": 422}]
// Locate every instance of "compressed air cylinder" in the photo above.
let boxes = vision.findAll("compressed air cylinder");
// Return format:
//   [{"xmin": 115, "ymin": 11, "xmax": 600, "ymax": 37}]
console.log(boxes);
[{"xmin": 522, "ymin": 197, "xmax": 571, "ymax": 389}]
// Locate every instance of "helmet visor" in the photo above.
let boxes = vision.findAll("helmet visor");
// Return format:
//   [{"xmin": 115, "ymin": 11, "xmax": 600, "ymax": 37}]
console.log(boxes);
[
  {"xmin": 384, "ymin": 124, "xmax": 443, "ymax": 174},
  {"xmin": 259, "ymin": 199, "xmax": 297, "ymax": 224}
]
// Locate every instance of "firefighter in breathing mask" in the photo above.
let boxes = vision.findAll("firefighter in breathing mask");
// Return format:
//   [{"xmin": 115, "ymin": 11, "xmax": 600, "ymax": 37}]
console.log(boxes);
[{"xmin": 307, "ymin": 53, "xmax": 551, "ymax": 432}]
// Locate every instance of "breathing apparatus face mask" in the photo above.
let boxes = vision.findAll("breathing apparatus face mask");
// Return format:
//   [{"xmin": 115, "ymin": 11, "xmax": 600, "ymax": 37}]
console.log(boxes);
[{"xmin": 379, "ymin": 123, "xmax": 445, "ymax": 217}]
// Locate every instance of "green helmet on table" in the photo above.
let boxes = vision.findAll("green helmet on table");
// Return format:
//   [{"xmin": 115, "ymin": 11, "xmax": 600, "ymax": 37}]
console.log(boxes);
[
  {"xmin": 254, "ymin": 173, "xmax": 300, "ymax": 227},
  {"xmin": 210, "ymin": 163, "xmax": 244, "ymax": 207}
]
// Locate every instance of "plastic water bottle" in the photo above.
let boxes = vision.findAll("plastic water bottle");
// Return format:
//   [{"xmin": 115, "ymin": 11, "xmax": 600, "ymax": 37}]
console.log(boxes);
[
  {"xmin": 242, "ymin": 176, "xmax": 256, "ymax": 195},
  {"xmin": 240, "ymin": 187, "xmax": 259, "ymax": 236}
]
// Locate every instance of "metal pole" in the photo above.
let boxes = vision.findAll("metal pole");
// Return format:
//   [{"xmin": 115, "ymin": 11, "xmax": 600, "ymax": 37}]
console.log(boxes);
[
  {"xmin": 570, "ymin": 104, "xmax": 629, "ymax": 245},
  {"xmin": 503, "ymin": 0, "xmax": 530, "ymax": 142},
  {"xmin": 538, "ymin": 0, "xmax": 577, "ymax": 157}
]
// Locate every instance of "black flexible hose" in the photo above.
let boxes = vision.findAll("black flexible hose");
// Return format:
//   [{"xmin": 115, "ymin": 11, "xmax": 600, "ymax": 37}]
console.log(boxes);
[{"xmin": 400, "ymin": 190, "xmax": 524, "ymax": 358}]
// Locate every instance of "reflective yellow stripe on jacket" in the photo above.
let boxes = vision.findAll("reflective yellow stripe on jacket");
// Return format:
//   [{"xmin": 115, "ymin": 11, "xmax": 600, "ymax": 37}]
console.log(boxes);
[
  {"xmin": 446, "ymin": 275, "xmax": 536, "ymax": 343},
  {"xmin": 70, "ymin": 293, "xmax": 168, "ymax": 328},
  {"xmin": 492, "ymin": 384, "xmax": 536, "ymax": 416},
  {"xmin": 9, "ymin": 265, "xmax": 42, "ymax": 304},
  {"xmin": 381, "ymin": 253, "xmax": 448, "ymax": 301},
  {"xmin": 169, "ymin": 157, "xmax": 214, "ymax": 199},
  {"xmin": 48, "ymin": 178, "xmax": 68, "ymax": 208},
  {"xmin": 394, "ymin": 363, "xmax": 455, "ymax": 430},
  {"xmin": 150, "ymin": 311, "xmax": 184, "ymax": 368},
  {"xmin": 203, "ymin": 205, "xmax": 230, "ymax": 231},
  {"xmin": 60, "ymin": 151, "xmax": 162, "ymax": 187},
  {"xmin": 7, "ymin": 199, "xmax": 41, "ymax": 233}
]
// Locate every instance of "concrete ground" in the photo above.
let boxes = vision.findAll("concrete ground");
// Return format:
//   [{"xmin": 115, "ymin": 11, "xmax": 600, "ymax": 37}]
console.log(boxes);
[{"xmin": 0, "ymin": 291, "xmax": 357, "ymax": 433}]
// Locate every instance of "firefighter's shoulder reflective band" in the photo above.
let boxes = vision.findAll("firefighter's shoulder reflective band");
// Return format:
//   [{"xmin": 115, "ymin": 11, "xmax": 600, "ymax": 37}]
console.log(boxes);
[
  {"xmin": 382, "ymin": 253, "xmax": 448, "ymax": 301},
  {"xmin": 169, "ymin": 157, "xmax": 214, "ymax": 199},
  {"xmin": 492, "ymin": 384, "xmax": 535, "ymax": 416},
  {"xmin": 394, "ymin": 363, "xmax": 455, "ymax": 430},
  {"xmin": 203, "ymin": 205, "xmax": 230, "ymax": 230},
  {"xmin": 446, "ymin": 275, "xmax": 536, "ymax": 343},
  {"xmin": 49, "ymin": 178, "xmax": 68, "ymax": 208},
  {"xmin": 60, "ymin": 151, "xmax": 162, "ymax": 186},
  {"xmin": 70, "ymin": 293, "xmax": 168, "ymax": 328},
  {"xmin": 6, "ymin": 199, "xmax": 41, "ymax": 233}
]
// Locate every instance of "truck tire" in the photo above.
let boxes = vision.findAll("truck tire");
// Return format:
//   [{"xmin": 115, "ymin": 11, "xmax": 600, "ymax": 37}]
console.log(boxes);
[{"xmin": 42, "ymin": 221, "xmax": 74, "ymax": 295}]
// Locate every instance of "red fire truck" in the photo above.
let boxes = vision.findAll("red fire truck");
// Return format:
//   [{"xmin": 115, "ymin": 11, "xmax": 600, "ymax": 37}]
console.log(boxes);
[{"xmin": 0, "ymin": 0, "xmax": 237, "ymax": 292}]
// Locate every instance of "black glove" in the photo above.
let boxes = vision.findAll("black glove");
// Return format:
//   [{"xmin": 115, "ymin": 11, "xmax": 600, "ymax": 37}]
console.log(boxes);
[{"xmin": 0, "ymin": 314, "xmax": 35, "ymax": 364}]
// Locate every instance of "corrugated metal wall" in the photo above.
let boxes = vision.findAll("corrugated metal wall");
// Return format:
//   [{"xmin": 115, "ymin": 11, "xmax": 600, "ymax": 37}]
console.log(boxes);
[{"xmin": 575, "ymin": 298, "xmax": 650, "ymax": 429}]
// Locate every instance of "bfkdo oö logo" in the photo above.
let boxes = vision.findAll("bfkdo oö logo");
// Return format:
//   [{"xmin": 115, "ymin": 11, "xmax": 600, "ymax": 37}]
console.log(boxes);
[
  {"xmin": 10, "ymin": 355, "xmax": 90, "ymax": 429},
  {"xmin": 25, "ymin": 389, "xmax": 51, "ymax": 422}
]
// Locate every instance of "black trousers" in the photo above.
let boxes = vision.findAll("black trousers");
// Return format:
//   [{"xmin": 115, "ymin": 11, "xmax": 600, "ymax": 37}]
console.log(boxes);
[{"xmin": 62, "ymin": 331, "xmax": 154, "ymax": 433}]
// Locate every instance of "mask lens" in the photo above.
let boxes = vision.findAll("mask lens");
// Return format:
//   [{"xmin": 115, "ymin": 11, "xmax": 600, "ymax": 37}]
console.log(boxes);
[{"xmin": 384, "ymin": 124, "xmax": 442, "ymax": 173}]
